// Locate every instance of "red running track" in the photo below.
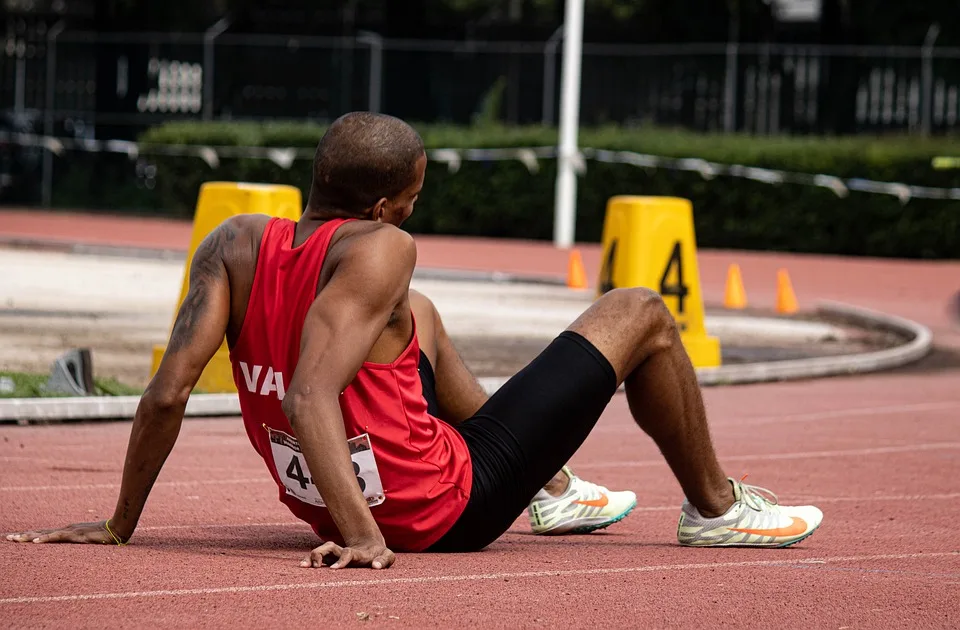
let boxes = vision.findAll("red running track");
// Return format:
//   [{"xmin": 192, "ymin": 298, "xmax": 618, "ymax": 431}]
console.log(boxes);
[{"xmin": 1, "ymin": 208, "xmax": 960, "ymax": 628}]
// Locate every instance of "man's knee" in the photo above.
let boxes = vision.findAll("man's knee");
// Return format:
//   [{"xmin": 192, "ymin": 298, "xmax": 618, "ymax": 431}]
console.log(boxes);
[
  {"xmin": 409, "ymin": 289, "xmax": 442, "ymax": 359},
  {"xmin": 597, "ymin": 287, "xmax": 677, "ymax": 348},
  {"xmin": 409, "ymin": 288, "xmax": 435, "ymax": 311},
  {"xmin": 597, "ymin": 286, "xmax": 669, "ymax": 317},
  {"xmin": 566, "ymin": 287, "xmax": 679, "ymax": 381},
  {"xmin": 409, "ymin": 289, "xmax": 439, "ymax": 323}
]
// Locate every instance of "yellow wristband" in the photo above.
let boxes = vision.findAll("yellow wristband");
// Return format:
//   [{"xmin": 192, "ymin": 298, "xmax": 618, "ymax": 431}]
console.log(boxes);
[{"xmin": 104, "ymin": 519, "xmax": 127, "ymax": 546}]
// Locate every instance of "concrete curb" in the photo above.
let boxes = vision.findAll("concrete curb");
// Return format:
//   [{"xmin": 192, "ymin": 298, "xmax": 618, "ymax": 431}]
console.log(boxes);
[
  {"xmin": 0, "ymin": 300, "xmax": 932, "ymax": 424},
  {"xmin": 413, "ymin": 267, "xmax": 567, "ymax": 286},
  {"xmin": 1, "ymin": 235, "xmax": 570, "ymax": 286},
  {"xmin": 0, "ymin": 236, "xmax": 188, "ymax": 262},
  {"xmin": 0, "ymin": 394, "xmax": 241, "ymax": 423},
  {"xmin": 695, "ymin": 300, "xmax": 932, "ymax": 386}
]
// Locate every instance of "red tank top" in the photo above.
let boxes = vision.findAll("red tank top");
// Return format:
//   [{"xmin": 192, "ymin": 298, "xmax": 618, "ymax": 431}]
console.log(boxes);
[{"xmin": 229, "ymin": 217, "xmax": 472, "ymax": 552}]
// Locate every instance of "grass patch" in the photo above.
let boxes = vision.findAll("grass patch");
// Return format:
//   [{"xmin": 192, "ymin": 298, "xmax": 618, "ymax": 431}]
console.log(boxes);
[
  {"xmin": 91, "ymin": 377, "xmax": 144, "ymax": 397},
  {"xmin": 0, "ymin": 371, "xmax": 145, "ymax": 399}
]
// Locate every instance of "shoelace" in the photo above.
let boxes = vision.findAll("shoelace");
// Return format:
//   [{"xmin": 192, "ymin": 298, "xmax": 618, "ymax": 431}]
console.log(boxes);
[{"xmin": 737, "ymin": 475, "xmax": 780, "ymax": 511}]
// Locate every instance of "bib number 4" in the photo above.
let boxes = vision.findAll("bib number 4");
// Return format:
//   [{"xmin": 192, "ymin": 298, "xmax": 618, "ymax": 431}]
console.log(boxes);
[{"xmin": 266, "ymin": 427, "xmax": 385, "ymax": 508}]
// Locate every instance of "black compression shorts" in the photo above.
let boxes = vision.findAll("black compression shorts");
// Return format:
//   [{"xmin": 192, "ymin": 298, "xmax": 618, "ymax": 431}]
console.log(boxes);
[{"xmin": 419, "ymin": 331, "xmax": 618, "ymax": 552}]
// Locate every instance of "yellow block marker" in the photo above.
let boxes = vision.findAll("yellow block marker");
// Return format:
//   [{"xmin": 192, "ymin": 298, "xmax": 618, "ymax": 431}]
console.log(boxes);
[
  {"xmin": 151, "ymin": 182, "xmax": 303, "ymax": 393},
  {"xmin": 597, "ymin": 196, "xmax": 721, "ymax": 368}
]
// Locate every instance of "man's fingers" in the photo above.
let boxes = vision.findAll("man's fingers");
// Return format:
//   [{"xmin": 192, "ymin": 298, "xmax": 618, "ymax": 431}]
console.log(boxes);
[
  {"xmin": 301, "ymin": 542, "xmax": 341, "ymax": 568},
  {"xmin": 6, "ymin": 532, "xmax": 37, "ymax": 543},
  {"xmin": 6, "ymin": 530, "xmax": 51, "ymax": 543},
  {"xmin": 329, "ymin": 548, "xmax": 353, "ymax": 569},
  {"xmin": 6, "ymin": 522, "xmax": 112, "ymax": 545},
  {"xmin": 299, "ymin": 543, "xmax": 393, "ymax": 569},
  {"xmin": 372, "ymin": 550, "xmax": 395, "ymax": 570},
  {"xmin": 7, "ymin": 529, "xmax": 71, "ymax": 544}
]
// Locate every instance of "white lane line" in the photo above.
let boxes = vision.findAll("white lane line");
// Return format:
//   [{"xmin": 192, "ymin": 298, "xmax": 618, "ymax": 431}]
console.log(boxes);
[
  {"xmin": 17, "ymin": 437, "xmax": 252, "ymax": 453},
  {"xmin": 1, "ymin": 552, "xmax": 955, "ymax": 605},
  {"xmin": 0, "ymin": 456, "xmax": 258, "ymax": 475},
  {"xmin": 4, "ymin": 444, "xmax": 957, "ymax": 491},
  {"xmin": 58, "ymin": 492, "xmax": 960, "ymax": 530},
  {"xmin": 789, "ymin": 492, "xmax": 960, "ymax": 503},
  {"xmin": 0, "ymin": 478, "xmax": 266, "ymax": 492},
  {"xmin": 728, "ymin": 401, "xmax": 960, "ymax": 428},
  {"xmin": 137, "ymin": 522, "xmax": 305, "ymax": 532},
  {"xmin": 593, "ymin": 401, "xmax": 960, "ymax": 434},
  {"xmin": 575, "ymin": 442, "xmax": 960, "ymax": 470}
]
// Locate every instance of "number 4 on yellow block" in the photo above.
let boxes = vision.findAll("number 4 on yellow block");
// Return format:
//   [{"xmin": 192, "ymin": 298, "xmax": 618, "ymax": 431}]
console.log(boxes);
[{"xmin": 596, "ymin": 196, "xmax": 721, "ymax": 368}]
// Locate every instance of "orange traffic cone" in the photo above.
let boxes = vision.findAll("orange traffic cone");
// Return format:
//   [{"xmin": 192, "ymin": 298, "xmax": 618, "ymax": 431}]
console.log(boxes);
[
  {"xmin": 724, "ymin": 264, "xmax": 747, "ymax": 309},
  {"xmin": 776, "ymin": 268, "xmax": 799, "ymax": 314},
  {"xmin": 567, "ymin": 248, "xmax": 588, "ymax": 289}
]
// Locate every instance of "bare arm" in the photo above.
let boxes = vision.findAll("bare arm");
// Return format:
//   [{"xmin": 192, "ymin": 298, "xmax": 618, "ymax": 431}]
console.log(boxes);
[
  {"xmin": 282, "ymin": 226, "xmax": 416, "ymax": 569},
  {"xmin": 7, "ymin": 221, "xmax": 235, "ymax": 545},
  {"xmin": 110, "ymin": 221, "xmax": 236, "ymax": 540}
]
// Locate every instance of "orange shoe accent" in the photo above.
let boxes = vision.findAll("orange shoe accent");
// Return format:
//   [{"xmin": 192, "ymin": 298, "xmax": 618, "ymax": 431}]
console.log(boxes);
[
  {"xmin": 776, "ymin": 268, "xmax": 799, "ymax": 314},
  {"xmin": 567, "ymin": 248, "xmax": 588, "ymax": 289},
  {"xmin": 723, "ymin": 264, "xmax": 747, "ymax": 309},
  {"xmin": 728, "ymin": 517, "xmax": 808, "ymax": 538},
  {"xmin": 573, "ymin": 494, "xmax": 609, "ymax": 508}
]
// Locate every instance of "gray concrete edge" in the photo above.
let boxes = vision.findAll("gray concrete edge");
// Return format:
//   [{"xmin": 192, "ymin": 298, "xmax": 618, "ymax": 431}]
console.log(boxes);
[
  {"xmin": 0, "ymin": 236, "xmax": 569, "ymax": 283},
  {"xmin": 0, "ymin": 235, "xmax": 569, "ymax": 285},
  {"xmin": 0, "ymin": 300, "xmax": 932, "ymax": 424},
  {"xmin": 0, "ymin": 236, "xmax": 190, "ymax": 262},
  {"xmin": 694, "ymin": 300, "xmax": 932, "ymax": 387}
]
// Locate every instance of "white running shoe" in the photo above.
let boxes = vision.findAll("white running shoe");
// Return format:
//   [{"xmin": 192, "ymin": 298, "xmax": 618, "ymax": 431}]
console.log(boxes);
[
  {"xmin": 677, "ymin": 476, "xmax": 823, "ymax": 548},
  {"xmin": 528, "ymin": 466, "xmax": 637, "ymax": 535}
]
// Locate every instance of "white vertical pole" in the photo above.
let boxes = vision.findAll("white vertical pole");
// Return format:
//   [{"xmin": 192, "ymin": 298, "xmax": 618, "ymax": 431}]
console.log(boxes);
[{"xmin": 552, "ymin": 0, "xmax": 584, "ymax": 249}]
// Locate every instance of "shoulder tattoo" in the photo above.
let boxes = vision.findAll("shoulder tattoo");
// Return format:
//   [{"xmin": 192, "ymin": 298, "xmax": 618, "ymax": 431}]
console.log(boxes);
[{"xmin": 166, "ymin": 223, "xmax": 236, "ymax": 353}]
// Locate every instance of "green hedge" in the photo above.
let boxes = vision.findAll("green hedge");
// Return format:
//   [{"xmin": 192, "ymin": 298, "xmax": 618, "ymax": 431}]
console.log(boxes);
[{"xmin": 92, "ymin": 122, "xmax": 960, "ymax": 258}]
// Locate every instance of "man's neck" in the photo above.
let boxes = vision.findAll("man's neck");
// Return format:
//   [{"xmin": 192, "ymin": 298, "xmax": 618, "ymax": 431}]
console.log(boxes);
[{"xmin": 301, "ymin": 206, "xmax": 365, "ymax": 222}]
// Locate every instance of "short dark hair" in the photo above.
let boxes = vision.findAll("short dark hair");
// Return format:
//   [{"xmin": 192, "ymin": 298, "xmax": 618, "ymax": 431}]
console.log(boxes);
[{"xmin": 308, "ymin": 112, "xmax": 425, "ymax": 215}]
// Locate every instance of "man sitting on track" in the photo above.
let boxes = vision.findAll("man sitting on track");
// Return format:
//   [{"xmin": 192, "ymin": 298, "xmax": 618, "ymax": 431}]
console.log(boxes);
[{"xmin": 7, "ymin": 112, "xmax": 823, "ymax": 569}]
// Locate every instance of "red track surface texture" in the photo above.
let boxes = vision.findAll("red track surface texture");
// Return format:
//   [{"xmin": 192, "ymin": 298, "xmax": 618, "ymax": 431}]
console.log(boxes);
[{"xmin": 2, "ymin": 209, "xmax": 959, "ymax": 629}]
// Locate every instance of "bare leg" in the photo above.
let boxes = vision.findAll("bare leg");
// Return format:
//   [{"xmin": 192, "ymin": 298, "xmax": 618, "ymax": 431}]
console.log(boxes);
[{"xmin": 566, "ymin": 288, "xmax": 734, "ymax": 517}]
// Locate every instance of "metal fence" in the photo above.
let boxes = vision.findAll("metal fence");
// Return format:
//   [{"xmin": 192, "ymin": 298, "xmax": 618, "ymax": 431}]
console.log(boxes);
[{"xmin": 3, "ymin": 28, "xmax": 960, "ymax": 143}]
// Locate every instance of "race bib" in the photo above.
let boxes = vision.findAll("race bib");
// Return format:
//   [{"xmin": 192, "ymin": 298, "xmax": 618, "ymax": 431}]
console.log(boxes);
[{"xmin": 265, "ymin": 427, "xmax": 385, "ymax": 508}]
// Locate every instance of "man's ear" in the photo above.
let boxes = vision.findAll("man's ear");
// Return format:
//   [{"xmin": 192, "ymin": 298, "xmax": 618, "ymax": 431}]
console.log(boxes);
[{"xmin": 371, "ymin": 198, "xmax": 388, "ymax": 222}]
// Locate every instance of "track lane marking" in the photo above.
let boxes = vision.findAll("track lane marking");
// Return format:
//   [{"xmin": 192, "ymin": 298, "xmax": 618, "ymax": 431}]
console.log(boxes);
[
  {"xmin": 575, "ymin": 442, "xmax": 960, "ymax": 470},
  {"xmin": 1, "ymin": 552, "xmax": 955, "ymax": 605}
]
